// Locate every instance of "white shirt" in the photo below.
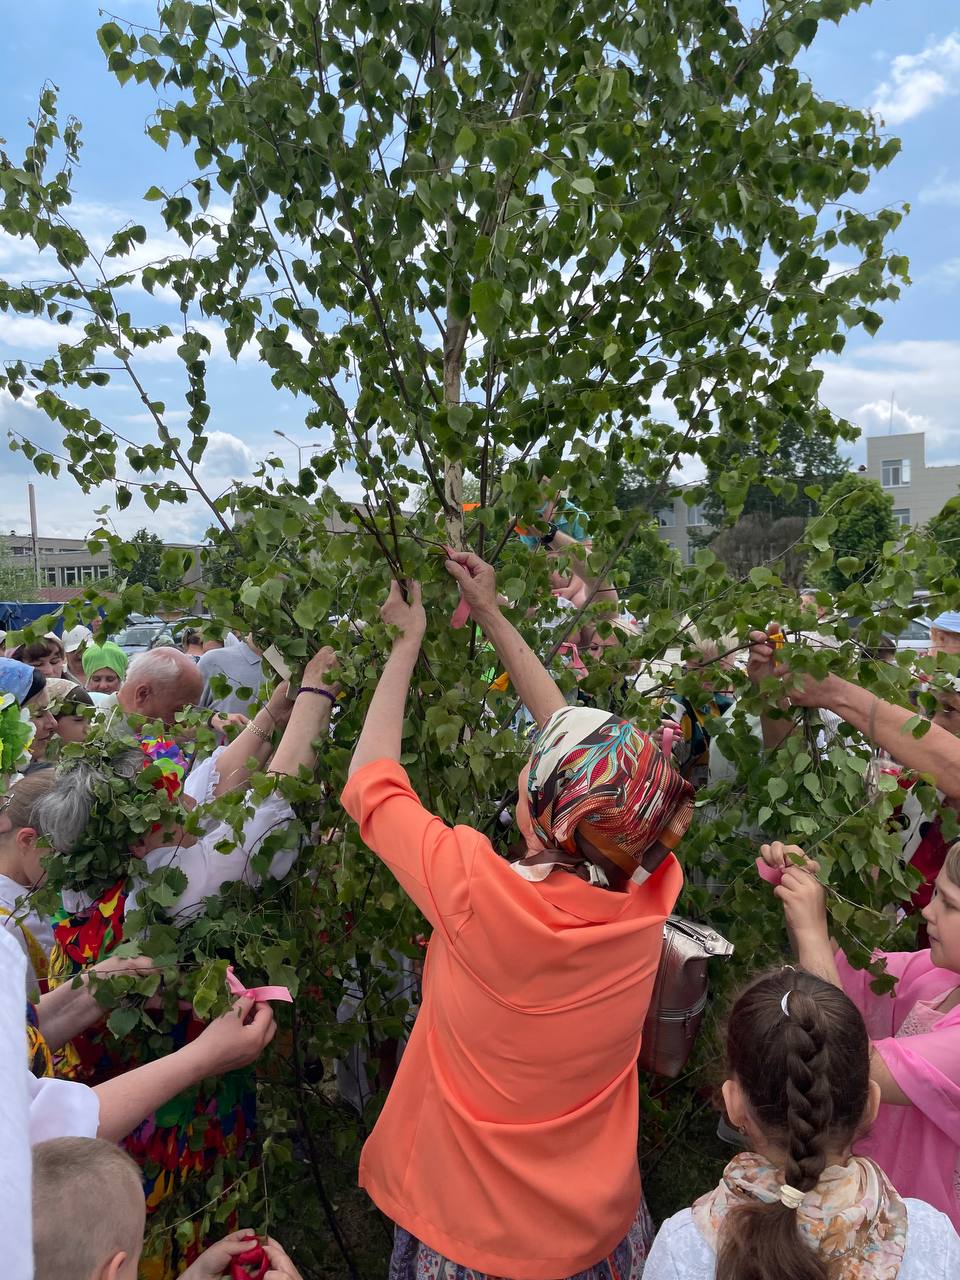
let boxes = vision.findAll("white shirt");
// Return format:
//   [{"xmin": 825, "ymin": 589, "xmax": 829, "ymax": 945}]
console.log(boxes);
[
  {"xmin": 0, "ymin": 874, "xmax": 54, "ymax": 994},
  {"xmin": 61, "ymin": 748, "xmax": 299, "ymax": 923},
  {"xmin": 0, "ymin": 929, "xmax": 99, "ymax": 1280},
  {"xmin": 644, "ymin": 1201, "xmax": 960, "ymax": 1280}
]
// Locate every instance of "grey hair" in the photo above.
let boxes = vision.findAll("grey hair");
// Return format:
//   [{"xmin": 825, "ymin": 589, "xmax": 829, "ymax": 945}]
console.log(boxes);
[
  {"xmin": 125, "ymin": 648, "xmax": 194, "ymax": 690},
  {"xmin": 32, "ymin": 749, "xmax": 143, "ymax": 853}
]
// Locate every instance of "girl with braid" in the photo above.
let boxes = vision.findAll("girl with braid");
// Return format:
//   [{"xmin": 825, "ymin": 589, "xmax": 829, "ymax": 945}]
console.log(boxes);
[
  {"xmin": 645, "ymin": 970, "xmax": 960, "ymax": 1280},
  {"xmin": 759, "ymin": 837, "xmax": 960, "ymax": 1234}
]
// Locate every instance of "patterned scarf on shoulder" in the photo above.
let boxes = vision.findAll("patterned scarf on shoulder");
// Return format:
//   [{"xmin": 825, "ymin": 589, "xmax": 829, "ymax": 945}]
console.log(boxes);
[{"xmin": 692, "ymin": 1153, "xmax": 908, "ymax": 1280}]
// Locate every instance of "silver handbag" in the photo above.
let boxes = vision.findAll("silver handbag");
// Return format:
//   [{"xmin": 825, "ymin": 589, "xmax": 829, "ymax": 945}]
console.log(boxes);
[{"xmin": 638, "ymin": 916, "xmax": 734, "ymax": 1078}]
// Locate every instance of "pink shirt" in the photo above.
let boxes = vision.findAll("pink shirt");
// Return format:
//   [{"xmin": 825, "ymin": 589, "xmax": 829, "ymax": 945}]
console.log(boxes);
[
  {"xmin": 838, "ymin": 949, "xmax": 960, "ymax": 1228},
  {"xmin": 341, "ymin": 760, "xmax": 683, "ymax": 1278}
]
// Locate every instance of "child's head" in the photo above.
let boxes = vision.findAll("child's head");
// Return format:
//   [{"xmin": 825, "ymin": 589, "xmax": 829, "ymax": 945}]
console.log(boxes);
[
  {"xmin": 717, "ymin": 970, "xmax": 879, "ymax": 1280},
  {"xmin": 922, "ymin": 841, "xmax": 960, "ymax": 973},
  {"xmin": 0, "ymin": 770, "xmax": 58, "ymax": 886},
  {"xmin": 32, "ymin": 1138, "xmax": 145, "ymax": 1280}
]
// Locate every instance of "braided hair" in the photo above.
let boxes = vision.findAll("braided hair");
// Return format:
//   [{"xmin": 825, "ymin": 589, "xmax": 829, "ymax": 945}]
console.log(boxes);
[{"xmin": 715, "ymin": 970, "xmax": 871, "ymax": 1280}]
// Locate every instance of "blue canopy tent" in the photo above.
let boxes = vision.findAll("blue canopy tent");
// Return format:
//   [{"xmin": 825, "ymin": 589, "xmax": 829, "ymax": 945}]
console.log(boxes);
[{"xmin": 0, "ymin": 602, "xmax": 65, "ymax": 635}]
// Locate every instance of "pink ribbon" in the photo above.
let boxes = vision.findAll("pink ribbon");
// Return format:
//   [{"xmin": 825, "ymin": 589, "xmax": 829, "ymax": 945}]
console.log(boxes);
[
  {"xmin": 756, "ymin": 856, "xmax": 784, "ymax": 886},
  {"xmin": 226, "ymin": 964, "xmax": 293, "ymax": 1004},
  {"xmin": 557, "ymin": 641, "xmax": 588, "ymax": 676},
  {"xmin": 450, "ymin": 592, "xmax": 472, "ymax": 629}
]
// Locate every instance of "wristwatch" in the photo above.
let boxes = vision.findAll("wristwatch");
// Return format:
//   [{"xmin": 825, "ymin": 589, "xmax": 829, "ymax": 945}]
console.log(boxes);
[{"xmin": 540, "ymin": 521, "xmax": 559, "ymax": 549}]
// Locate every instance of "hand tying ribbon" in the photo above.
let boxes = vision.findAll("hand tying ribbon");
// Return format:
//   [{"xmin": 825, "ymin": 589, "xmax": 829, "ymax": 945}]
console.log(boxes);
[
  {"xmin": 226, "ymin": 965, "xmax": 293, "ymax": 1005},
  {"xmin": 756, "ymin": 856, "xmax": 784, "ymax": 887},
  {"xmin": 230, "ymin": 1240, "xmax": 269, "ymax": 1280}
]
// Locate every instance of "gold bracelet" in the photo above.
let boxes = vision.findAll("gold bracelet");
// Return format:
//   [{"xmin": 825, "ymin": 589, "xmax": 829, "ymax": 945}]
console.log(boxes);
[{"xmin": 247, "ymin": 720, "xmax": 272, "ymax": 744}]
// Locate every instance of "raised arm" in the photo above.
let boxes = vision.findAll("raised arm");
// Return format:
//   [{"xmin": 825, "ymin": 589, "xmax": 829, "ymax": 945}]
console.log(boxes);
[
  {"xmin": 212, "ymin": 680, "xmax": 296, "ymax": 796},
  {"xmin": 749, "ymin": 629, "xmax": 960, "ymax": 801},
  {"xmin": 758, "ymin": 841, "xmax": 912, "ymax": 1108},
  {"xmin": 267, "ymin": 648, "xmax": 338, "ymax": 779},
  {"xmin": 546, "ymin": 527, "xmax": 619, "ymax": 609},
  {"xmin": 446, "ymin": 551, "xmax": 567, "ymax": 727},
  {"xmin": 349, "ymin": 582, "xmax": 425, "ymax": 777}
]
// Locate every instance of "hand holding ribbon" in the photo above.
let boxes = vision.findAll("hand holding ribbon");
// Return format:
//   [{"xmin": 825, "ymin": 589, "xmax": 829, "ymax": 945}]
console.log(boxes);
[{"xmin": 226, "ymin": 965, "xmax": 293, "ymax": 1005}]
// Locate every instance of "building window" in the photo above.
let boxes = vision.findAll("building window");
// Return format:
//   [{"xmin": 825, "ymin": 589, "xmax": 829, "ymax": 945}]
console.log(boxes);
[
  {"xmin": 657, "ymin": 505, "xmax": 676, "ymax": 528},
  {"xmin": 686, "ymin": 504, "xmax": 704, "ymax": 527},
  {"xmin": 95, "ymin": 566, "xmax": 111, "ymax": 580},
  {"xmin": 893, "ymin": 509, "xmax": 911, "ymax": 528},
  {"xmin": 43, "ymin": 568, "xmax": 57, "ymax": 586},
  {"xmin": 10, "ymin": 545, "xmax": 27, "ymax": 556},
  {"xmin": 881, "ymin": 459, "xmax": 911, "ymax": 488},
  {"xmin": 61, "ymin": 566, "xmax": 84, "ymax": 586}
]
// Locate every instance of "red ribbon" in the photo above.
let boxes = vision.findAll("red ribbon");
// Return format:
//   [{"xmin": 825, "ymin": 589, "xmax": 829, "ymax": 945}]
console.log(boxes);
[{"xmin": 230, "ymin": 1243, "xmax": 269, "ymax": 1280}]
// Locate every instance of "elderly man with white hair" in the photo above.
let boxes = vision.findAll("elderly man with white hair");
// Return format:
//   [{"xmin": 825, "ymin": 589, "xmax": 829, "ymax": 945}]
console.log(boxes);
[{"xmin": 91, "ymin": 648, "xmax": 204, "ymax": 728}]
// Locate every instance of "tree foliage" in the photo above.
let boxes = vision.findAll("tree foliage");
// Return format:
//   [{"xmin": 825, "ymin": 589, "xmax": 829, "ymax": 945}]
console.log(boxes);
[
  {"xmin": 707, "ymin": 513, "xmax": 809, "ymax": 586},
  {"xmin": 124, "ymin": 526, "xmax": 165, "ymax": 591},
  {"xmin": 0, "ymin": 544, "xmax": 39, "ymax": 602},
  {"xmin": 926, "ymin": 498, "xmax": 960, "ymax": 578},
  {"xmin": 813, "ymin": 473, "xmax": 898, "ymax": 592},
  {"xmin": 699, "ymin": 415, "xmax": 849, "ymax": 532},
  {"xmin": 0, "ymin": 0, "xmax": 949, "ymax": 1271}
]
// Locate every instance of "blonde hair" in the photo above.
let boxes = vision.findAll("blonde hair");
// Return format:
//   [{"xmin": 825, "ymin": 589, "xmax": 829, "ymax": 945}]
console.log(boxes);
[
  {"xmin": 945, "ymin": 842, "xmax": 960, "ymax": 889},
  {"xmin": 32, "ymin": 1138, "xmax": 145, "ymax": 1280},
  {"xmin": 0, "ymin": 770, "xmax": 57, "ymax": 832}
]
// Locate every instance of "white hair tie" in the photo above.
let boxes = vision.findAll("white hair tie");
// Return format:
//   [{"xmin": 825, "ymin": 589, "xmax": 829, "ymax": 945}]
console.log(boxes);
[
  {"xmin": 780, "ymin": 992, "xmax": 791, "ymax": 1017},
  {"xmin": 780, "ymin": 1184, "xmax": 805, "ymax": 1210}
]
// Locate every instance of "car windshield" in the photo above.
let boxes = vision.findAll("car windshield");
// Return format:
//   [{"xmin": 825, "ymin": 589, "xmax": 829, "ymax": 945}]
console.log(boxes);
[
  {"xmin": 116, "ymin": 625, "xmax": 161, "ymax": 646},
  {"xmin": 900, "ymin": 621, "xmax": 930, "ymax": 640}
]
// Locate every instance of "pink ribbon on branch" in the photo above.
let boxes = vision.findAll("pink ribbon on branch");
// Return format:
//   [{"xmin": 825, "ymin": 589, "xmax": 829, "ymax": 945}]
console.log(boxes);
[{"xmin": 226, "ymin": 965, "xmax": 293, "ymax": 1004}]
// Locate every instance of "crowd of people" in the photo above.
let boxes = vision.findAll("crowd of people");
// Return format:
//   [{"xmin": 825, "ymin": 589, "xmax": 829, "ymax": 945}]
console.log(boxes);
[{"xmin": 1, "ymin": 517, "xmax": 960, "ymax": 1280}]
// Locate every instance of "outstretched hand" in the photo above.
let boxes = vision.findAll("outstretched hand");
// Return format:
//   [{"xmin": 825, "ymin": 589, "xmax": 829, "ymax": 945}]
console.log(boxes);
[
  {"xmin": 747, "ymin": 623, "xmax": 838, "ymax": 710},
  {"xmin": 302, "ymin": 645, "xmax": 340, "ymax": 692},
  {"xmin": 191, "ymin": 997, "xmax": 277, "ymax": 1076},
  {"xmin": 444, "ymin": 550, "xmax": 499, "ymax": 618},
  {"xmin": 381, "ymin": 581, "xmax": 426, "ymax": 647},
  {"xmin": 760, "ymin": 840, "xmax": 829, "ymax": 939}
]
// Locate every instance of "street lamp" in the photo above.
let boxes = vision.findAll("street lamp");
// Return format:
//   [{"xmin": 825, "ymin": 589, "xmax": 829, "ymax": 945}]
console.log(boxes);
[{"xmin": 273, "ymin": 430, "xmax": 312, "ymax": 471}]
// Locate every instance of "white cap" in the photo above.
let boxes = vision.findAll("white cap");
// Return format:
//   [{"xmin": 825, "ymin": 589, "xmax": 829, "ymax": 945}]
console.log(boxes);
[{"xmin": 62, "ymin": 624, "xmax": 93, "ymax": 653}]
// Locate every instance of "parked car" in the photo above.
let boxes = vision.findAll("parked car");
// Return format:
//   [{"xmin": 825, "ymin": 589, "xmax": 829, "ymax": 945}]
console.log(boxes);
[
  {"xmin": 892, "ymin": 618, "xmax": 930, "ymax": 653},
  {"xmin": 114, "ymin": 620, "xmax": 174, "ymax": 656}
]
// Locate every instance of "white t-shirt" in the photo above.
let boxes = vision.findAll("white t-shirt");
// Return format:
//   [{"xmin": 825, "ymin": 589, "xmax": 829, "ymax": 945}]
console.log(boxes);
[
  {"xmin": 644, "ymin": 1201, "xmax": 960, "ymax": 1280},
  {"xmin": 0, "ymin": 874, "xmax": 54, "ymax": 994},
  {"xmin": 0, "ymin": 929, "xmax": 99, "ymax": 1280},
  {"xmin": 61, "ymin": 748, "xmax": 299, "ymax": 923}
]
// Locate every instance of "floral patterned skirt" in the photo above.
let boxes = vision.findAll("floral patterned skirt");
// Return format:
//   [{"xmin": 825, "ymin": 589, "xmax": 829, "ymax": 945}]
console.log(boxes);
[{"xmin": 387, "ymin": 1198, "xmax": 655, "ymax": 1280}]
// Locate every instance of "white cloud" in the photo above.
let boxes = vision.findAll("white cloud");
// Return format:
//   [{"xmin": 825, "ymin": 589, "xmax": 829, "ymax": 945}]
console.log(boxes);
[
  {"xmin": 197, "ymin": 430, "xmax": 259, "ymax": 481},
  {"xmin": 817, "ymin": 339, "xmax": 960, "ymax": 462},
  {"xmin": 870, "ymin": 32, "xmax": 960, "ymax": 125},
  {"xmin": 853, "ymin": 398, "xmax": 932, "ymax": 434},
  {"xmin": 918, "ymin": 173, "xmax": 960, "ymax": 206}
]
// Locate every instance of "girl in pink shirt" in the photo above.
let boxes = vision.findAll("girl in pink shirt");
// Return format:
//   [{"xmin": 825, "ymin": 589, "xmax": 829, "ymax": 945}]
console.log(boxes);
[
  {"xmin": 760, "ymin": 838, "xmax": 960, "ymax": 1229},
  {"xmin": 343, "ymin": 554, "xmax": 695, "ymax": 1280}
]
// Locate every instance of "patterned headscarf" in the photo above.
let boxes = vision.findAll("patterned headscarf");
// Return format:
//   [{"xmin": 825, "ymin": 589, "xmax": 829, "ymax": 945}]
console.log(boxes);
[
  {"xmin": 81, "ymin": 641, "xmax": 128, "ymax": 682},
  {"xmin": 516, "ymin": 705, "xmax": 694, "ymax": 889}
]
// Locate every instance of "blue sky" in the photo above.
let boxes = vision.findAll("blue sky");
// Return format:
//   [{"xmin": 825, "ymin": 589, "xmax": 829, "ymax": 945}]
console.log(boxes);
[{"xmin": 0, "ymin": 1, "xmax": 958, "ymax": 541}]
